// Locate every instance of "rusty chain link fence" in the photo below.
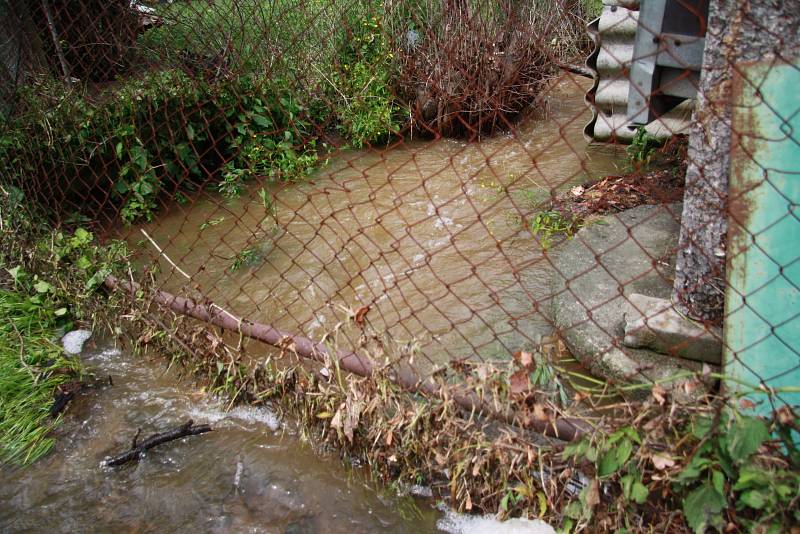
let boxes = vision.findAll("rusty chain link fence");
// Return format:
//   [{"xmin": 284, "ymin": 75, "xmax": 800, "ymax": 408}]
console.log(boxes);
[{"xmin": 1, "ymin": 0, "xmax": 798, "ymax": 530}]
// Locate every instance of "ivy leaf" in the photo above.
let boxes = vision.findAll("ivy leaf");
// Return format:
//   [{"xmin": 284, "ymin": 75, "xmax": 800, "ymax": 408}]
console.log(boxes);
[
  {"xmin": 683, "ymin": 483, "xmax": 726, "ymax": 533},
  {"xmin": 76, "ymin": 256, "xmax": 92, "ymax": 270},
  {"xmin": 733, "ymin": 467, "xmax": 769, "ymax": 491},
  {"xmin": 727, "ymin": 416, "xmax": 769, "ymax": 463},
  {"xmin": 691, "ymin": 416, "xmax": 714, "ymax": 439},
  {"xmin": 712, "ymin": 469, "xmax": 726, "ymax": 495},
  {"xmin": 250, "ymin": 114, "xmax": 272, "ymax": 128},
  {"xmin": 33, "ymin": 280, "xmax": 52, "ymax": 293},
  {"xmin": 616, "ymin": 438, "xmax": 633, "ymax": 466}
]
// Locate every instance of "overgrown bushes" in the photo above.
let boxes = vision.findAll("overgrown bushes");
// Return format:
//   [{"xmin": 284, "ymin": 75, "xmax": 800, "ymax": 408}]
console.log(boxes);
[
  {"xmin": 0, "ymin": 0, "xmax": 599, "ymax": 224},
  {"xmin": 330, "ymin": 8, "xmax": 402, "ymax": 147},
  {"xmin": 0, "ymin": 71, "xmax": 319, "ymax": 224},
  {"xmin": 390, "ymin": 0, "xmax": 585, "ymax": 138}
]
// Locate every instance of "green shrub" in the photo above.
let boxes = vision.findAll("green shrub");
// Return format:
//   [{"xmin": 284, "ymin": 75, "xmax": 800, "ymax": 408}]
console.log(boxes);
[
  {"xmin": 0, "ymin": 71, "xmax": 320, "ymax": 223},
  {"xmin": 627, "ymin": 127, "xmax": 663, "ymax": 166},
  {"xmin": 529, "ymin": 210, "xmax": 582, "ymax": 249},
  {"xmin": 331, "ymin": 6, "xmax": 402, "ymax": 148}
]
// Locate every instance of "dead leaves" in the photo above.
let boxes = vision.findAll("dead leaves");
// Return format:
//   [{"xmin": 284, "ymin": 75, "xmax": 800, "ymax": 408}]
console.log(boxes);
[
  {"xmin": 354, "ymin": 305, "xmax": 370, "ymax": 328},
  {"xmin": 330, "ymin": 384, "xmax": 365, "ymax": 444},
  {"xmin": 509, "ymin": 369, "xmax": 530, "ymax": 396},
  {"xmin": 650, "ymin": 452, "xmax": 675, "ymax": 471},
  {"xmin": 512, "ymin": 350, "xmax": 535, "ymax": 370}
]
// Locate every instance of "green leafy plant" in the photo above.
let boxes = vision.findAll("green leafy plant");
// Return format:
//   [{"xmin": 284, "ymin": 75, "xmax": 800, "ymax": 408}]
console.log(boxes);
[
  {"xmin": 675, "ymin": 411, "xmax": 799, "ymax": 533},
  {"xmin": 529, "ymin": 210, "xmax": 582, "ymax": 249},
  {"xmin": 199, "ymin": 217, "xmax": 226, "ymax": 231},
  {"xmin": 1, "ymin": 70, "xmax": 322, "ymax": 225},
  {"xmin": 332, "ymin": 8, "xmax": 401, "ymax": 147},
  {"xmin": 627, "ymin": 127, "xmax": 663, "ymax": 165},
  {"xmin": 230, "ymin": 245, "xmax": 262, "ymax": 271},
  {"xmin": 258, "ymin": 188, "xmax": 277, "ymax": 221}
]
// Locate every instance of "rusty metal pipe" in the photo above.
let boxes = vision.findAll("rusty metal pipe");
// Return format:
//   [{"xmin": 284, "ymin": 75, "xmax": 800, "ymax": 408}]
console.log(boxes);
[{"xmin": 105, "ymin": 275, "xmax": 587, "ymax": 441}]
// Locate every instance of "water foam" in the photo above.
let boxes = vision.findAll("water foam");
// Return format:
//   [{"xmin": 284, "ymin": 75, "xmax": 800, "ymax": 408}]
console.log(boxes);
[
  {"xmin": 61, "ymin": 329, "xmax": 93, "ymax": 355},
  {"xmin": 189, "ymin": 403, "xmax": 281, "ymax": 431},
  {"xmin": 436, "ymin": 509, "xmax": 554, "ymax": 534}
]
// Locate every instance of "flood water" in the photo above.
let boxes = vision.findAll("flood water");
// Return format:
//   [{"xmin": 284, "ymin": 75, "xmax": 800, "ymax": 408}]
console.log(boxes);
[
  {"xmin": 0, "ymin": 341, "xmax": 442, "ymax": 532},
  {"xmin": 1, "ymin": 77, "xmax": 614, "ymax": 533},
  {"xmin": 129, "ymin": 75, "xmax": 623, "ymax": 369}
]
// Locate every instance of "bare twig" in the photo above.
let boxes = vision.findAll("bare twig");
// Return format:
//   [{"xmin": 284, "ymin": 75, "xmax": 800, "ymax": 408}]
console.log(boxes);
[{"xmin": 105, "ymin": 419, "xmax": 212, "ymax": 467}]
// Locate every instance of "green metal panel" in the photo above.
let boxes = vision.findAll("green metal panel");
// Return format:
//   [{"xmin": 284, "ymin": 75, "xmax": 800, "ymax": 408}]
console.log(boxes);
[{"xmin": 725, "ymin": 59, "xmax": 800, "ymax": 414}]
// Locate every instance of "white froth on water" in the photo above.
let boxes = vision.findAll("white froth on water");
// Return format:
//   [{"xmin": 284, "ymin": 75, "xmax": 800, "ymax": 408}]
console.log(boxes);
[
  {"xmin": 61, "ymin": 329, "xmax": 93, "ymax": 355},
  {"xmin": 189, "ymin": 403, "xmax": 281, "ymax": 431},
  {"xmin": 437, "ymin": 510, "xmax": 554, "ymax": 534}
]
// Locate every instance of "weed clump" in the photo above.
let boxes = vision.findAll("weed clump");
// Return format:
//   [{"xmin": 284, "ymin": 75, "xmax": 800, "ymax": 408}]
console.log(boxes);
[
  {"xmin": 392, "ymin": 0, "xmax": 586, "ymax": 139},
  {"xmin": 0, "ymin": 288, "xmax": 82, "ymax": 465}
]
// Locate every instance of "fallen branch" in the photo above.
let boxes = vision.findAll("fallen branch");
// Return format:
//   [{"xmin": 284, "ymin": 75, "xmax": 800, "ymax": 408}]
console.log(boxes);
[
  {"xmin": 555, "ymin": 61, "xmax": 594, "ymax": 79},
  {"xmin": 106, "ymin": 419, "xmax": 212, "ymax": 467}
]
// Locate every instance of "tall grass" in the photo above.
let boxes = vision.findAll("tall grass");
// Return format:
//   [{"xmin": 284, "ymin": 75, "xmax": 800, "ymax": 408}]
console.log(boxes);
[{"xmin": 0, "ymin": 289, "xmax": 81, "ymax": 465}]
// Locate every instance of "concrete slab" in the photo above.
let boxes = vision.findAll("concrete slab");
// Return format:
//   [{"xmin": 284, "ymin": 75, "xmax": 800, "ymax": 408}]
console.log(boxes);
[
  {"xmin": 547, "ymin": 204, "xmax": 708, "ymax": 387},
  {"xmin": 623, "ymin": 293, "xmax": 722, "ymax": 364}
]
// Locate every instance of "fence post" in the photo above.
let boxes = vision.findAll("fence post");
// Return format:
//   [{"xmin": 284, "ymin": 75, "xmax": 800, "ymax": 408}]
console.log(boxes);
[{"xmin": 726, "ymin": 59, "xmax": 800, "ymax": 415}]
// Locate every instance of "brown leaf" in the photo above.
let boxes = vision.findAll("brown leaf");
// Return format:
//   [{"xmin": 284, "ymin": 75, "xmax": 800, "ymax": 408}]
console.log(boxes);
[
  {"xmin": 777, "ymin": 405, "xmax": 796, "ymax": 425},
  {"xmin": 354, "ymin": 305, "xmax": 370, "ymax": 328},
  {"xmin": 651, "ymin": 452, "xmax": 675, "ymax": 470},
  {"xmin": 509, "ymin": 369, "xmax": 530, "ymax": 395},
  {"xmin": 652, "ymin": 384, "xmax": 667, "ymax": 406},
  {"xmin": 739, "ymin": 398, "xmax": 756, "ymax": 410},
  {"xmin": 571, "ymin": 185, "xmax": 585, "ymax": 197},
  {"xmin": 585, "ymin": 479, "xmax": 600, "ymax": 508},
  {"xmin": 512, "ymin": 350, "xmax": 535, "ymax": 370},
  {"xmin": 533, "ymin": 403, "xmax": 548, "ymax": 421}
]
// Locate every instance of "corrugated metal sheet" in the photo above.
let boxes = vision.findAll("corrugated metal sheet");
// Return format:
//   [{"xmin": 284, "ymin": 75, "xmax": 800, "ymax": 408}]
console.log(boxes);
[{"xmin": 584, "ymin": 1, "xmax": 694, "ymax": 143}]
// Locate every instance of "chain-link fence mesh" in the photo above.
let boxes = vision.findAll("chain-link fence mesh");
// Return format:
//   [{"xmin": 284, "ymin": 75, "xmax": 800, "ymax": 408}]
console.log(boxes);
[{"xmin": 1, "ymin": 0, "xmax": 798, "ymax": 526}]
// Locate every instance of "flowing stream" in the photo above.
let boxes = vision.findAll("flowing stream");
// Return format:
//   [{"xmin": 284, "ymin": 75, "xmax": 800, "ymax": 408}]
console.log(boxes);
[
  {"xmin": 0, "ymin": 341, "xmax": 441, "ymax": 532},
  {"xmin": 1, "ymin": 76, "xmax": 622, "ymax": 533},
  {"xmin": 128, "ymin": 75, "xmax": 623, "ymax": 369}
]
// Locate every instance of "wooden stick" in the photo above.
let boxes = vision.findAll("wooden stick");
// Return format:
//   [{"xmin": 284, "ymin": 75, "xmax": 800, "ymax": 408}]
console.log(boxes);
[
  {"xmin": 40, "ymin": 0, "xmax": 72, "ymax": 84},
  {"xmin": 106, "ymin": 419, "xmax": 212, "ymax": 467}
]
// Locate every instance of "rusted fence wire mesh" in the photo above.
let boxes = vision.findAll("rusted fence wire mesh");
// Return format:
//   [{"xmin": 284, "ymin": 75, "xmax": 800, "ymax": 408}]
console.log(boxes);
[{"xmin": 1, "ymin": 0, "xmax": 798, "ymax": 530}]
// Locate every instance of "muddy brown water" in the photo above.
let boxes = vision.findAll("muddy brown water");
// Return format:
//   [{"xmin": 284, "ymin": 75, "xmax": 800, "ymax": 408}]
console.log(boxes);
[
  {"xmin": 2, "ymin": 77, "xmax": 620, "ymax": 533},
  {"xmin": 0, "ymin": 342, "xmax": 441, "ymax": 533},
  {"xmin": 128, "ymin": 75, "xmax": 623, "ymax": 370}
]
